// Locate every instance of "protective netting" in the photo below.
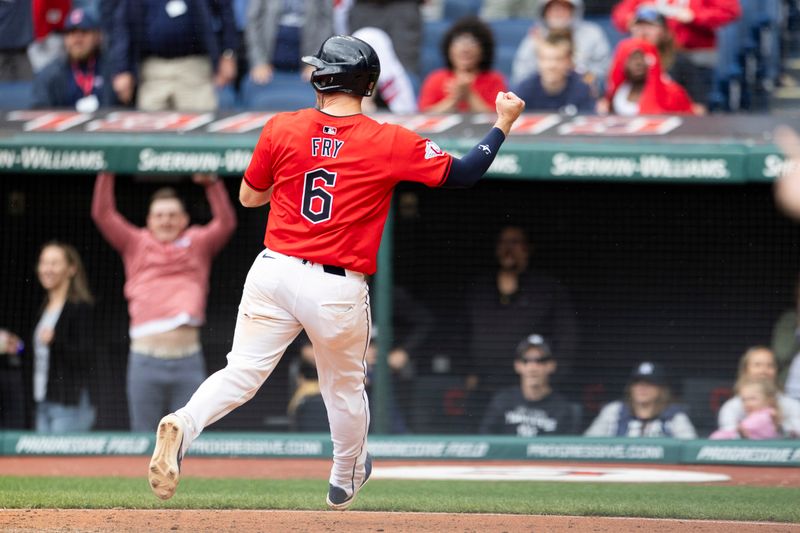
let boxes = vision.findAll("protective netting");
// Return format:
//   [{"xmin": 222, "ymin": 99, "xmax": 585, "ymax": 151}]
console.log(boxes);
[{"xmin": 2, "ymin": 174, "xmax": 798, "ymax": 437}]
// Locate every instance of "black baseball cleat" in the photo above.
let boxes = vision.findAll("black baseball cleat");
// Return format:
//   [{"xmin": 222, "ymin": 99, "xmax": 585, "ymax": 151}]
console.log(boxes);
[
  {"xmin": 326, "ymin": 453, "xmax": 372, "ymax": 511},
  {"xmin": 148, "ymin": 414, "xmax": 185, "ymax": 500}
]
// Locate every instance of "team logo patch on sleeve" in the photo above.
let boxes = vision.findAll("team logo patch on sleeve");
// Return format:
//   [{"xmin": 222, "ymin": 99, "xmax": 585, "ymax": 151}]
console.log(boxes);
[{"xmin": 424, "ymin": 139, "xmax": 445, "ymax": 159}]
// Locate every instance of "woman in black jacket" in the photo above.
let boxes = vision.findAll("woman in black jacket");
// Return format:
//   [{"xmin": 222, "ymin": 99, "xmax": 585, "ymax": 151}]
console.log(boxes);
[{"xmin": 33, "ymin": 241, "xmax": 96, "ymax": 433}]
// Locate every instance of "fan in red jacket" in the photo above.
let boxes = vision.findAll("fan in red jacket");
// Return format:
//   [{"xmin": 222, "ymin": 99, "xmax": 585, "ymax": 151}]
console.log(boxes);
[
  {"xmin": 606, "ymin": 38, "xmax": 694, "ymax": 115},
  {"xmin": 612, "ymin": 0, "xmax": 740, "ymax": 51},
  {"xmin": 32, "ymin": 0, "xmax": 70, "ymax": 40}
]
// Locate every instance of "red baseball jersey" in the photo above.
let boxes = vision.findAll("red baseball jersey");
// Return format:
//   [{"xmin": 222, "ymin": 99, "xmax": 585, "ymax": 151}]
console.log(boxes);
[{"xmin": 244, "ymin": 109, "xmax": 453, "ymax": 274}]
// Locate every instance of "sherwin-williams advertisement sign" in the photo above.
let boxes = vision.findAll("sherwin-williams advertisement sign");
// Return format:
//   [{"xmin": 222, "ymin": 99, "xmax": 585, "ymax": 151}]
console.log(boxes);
[{"xmin": 0, "ymin": 111, "xmax": 791, "ymax": 182}]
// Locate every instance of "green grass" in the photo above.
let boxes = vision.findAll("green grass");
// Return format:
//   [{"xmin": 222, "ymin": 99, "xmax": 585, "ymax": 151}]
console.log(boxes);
[{"xmin": 0, "ymin": 476, "xmax": 798, "ymax": 523}]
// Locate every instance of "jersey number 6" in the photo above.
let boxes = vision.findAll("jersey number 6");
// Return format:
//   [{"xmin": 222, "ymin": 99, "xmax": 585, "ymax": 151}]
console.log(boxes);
[{"xmin": 301, "ymin": 168, "xmax": 337, "ymax": 224}]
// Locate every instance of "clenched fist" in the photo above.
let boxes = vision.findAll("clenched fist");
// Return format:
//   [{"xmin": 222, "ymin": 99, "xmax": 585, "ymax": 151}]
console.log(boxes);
[
  {"xmin": 774, "ymin": 126, "xmax": 800, "ymax": 219},
  {"xmin": 494, "ymin": 91, "xmax": 525, "ymax": 136}
]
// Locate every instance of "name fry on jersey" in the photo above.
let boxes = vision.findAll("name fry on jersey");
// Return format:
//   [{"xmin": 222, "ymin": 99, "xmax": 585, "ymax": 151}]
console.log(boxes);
[{"xmin": 311, "ymin": 137, "xmax": 344, "ymax": 158}]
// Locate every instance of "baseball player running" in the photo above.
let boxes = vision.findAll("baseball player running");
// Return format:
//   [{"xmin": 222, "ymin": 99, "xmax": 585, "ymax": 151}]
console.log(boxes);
[{"xmin": 148, "ymin": 35, "xmax": 525, "ymax": 510}]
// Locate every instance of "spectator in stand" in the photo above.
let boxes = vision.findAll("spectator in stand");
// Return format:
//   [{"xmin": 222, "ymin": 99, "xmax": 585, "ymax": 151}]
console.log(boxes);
[
  {"xmin": 245, "ymin": 0, "xmax": 332, "ymax": 86},
  {"xmin": 466, "ymin": 226, "xmax": 577, "ymax": 403},
  {"xmin": 0, "ymin": 328, "xmax": 26, "ymax": 428},
  {"xmin": 287, "ymin": 340, "xmax": 328, "ymax": 432},
  {"xmin": 602, "ymin": 38, "xmax": 695, "ymax": 116},
  {"xmin": 352, "ymin": 27, "xmax": 418, "ymax": 114},
  {"xmin": 418, "ymin": 17, "xmax": 507, "ymax": 113},
  {"xmin": 109, "ymin": 0, "xmax": 239, "ymax": 111},
  {"xmin": 710, "ymin": 378, "xmax": 781, "ymax": 440},
  {"xmin": 365, "ymin": 329, "xmax": 410, "ymax": 434},
  {"xmin": 717, "ymin": 347, "xmax": 800, "ymax": 438},
  {"xmin": 627, "ymin": 5, "xmax": 676, "ymax": 70},
  {"xmin": 32, "ymin": 241, "xmax": 96, "ymax": 433},
  {"xmin": 480, "ymin": 333, "xmax": 581, "ymax": 436},
  {"xmin": 0, "ymin": 0, "xmax": 34, "ymax": 80},
  {"xmin": 290, "ymin": 331, "xmax": 410, "ymax": 433},
  {"xmin": 91, "ymin": 172, "xmax": 236, "ymax": 432},
  {"xmin": 612, "ymin": 0, "xmax": 741, "ymax": 107},
  {"xmin": 32, "ymin": 8, "xmax": 119, "ymax": 111},
  {"xmin": 28, "ymin": 0, "xmax": 71, "ymax": 73},
  {"xmin": 770, "ymin": 283, "xmax": 800, "ymax": 400},
  {"xmin": 585, "ymin": 361, "xmax": 697, "ymax": 438},
  {"xmin": 481, "ymin": 0, "xmax": 540, "ymax": 20},
  {"xmin": 513, "ymin": 32, "xmax": 596, "ymax": 115},
  {"xmin": 510, "ymin": 0, "xmax": 610, "ymax": 88},
  {"xmin": 349, "ymin": 0, "xmax": 421, "ymax": 74},
  {"xmin": 368, "ymin": 283, "xmax": 435, "ymax": 419}
]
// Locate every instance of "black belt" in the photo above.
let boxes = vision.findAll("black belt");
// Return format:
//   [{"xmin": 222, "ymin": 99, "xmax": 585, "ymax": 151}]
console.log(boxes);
[{"xmin": 302, "ymin": 259, "xmax": 345, "ymax": 277}]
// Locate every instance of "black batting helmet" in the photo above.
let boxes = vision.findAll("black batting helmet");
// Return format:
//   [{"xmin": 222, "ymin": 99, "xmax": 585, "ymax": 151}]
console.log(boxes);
[{"xmin": 302, "ymin": 35, "xmax": 381, "ymax": 97}]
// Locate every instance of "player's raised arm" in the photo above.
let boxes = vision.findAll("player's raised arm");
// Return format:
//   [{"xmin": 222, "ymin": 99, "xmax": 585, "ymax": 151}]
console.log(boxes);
[
  {"xmin": 774, "ymin": 126, "xmax": 800, "ymax": 218},
  {"xmin": 442, "ymin": 91, "xmax": 525, "ymax": 189}
]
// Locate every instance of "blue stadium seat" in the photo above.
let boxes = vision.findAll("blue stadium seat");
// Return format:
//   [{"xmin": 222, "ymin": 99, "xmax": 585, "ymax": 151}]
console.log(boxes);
[
  {"xmin": 443, "ymin": 0, "xmax": 482, "ymax": 20},
  {"xmin": 495, "ymin": 46, "xmax": 517, "ymax": 81},
  {"xmin": 488, "ymin": 19, "xmax": 532, "ymax": 80},
  {"xmin": 216, "ymin": 84, "xmax": 239, "ymax": 111},
  {"xmin": 240, "ymin": 72, "xmax": 316, "ymax": 110},
  {"xmin": 488, "ymin": 19, "xmax": 532, "ymax": 50},
  {"xmin": 232, "ymin": 0, "xmax": 249, "ymax": 31},
  {"xmin": 586, "ymin": 15, "xmax": 626, "ymax": 49},
  {"xmin": 710, "ymin": 21, "xmax": 746, "ymax": 111},
  {"xmin": 420, "ymin": 20, "xmax": 451, "ymax": 79},
  {"xmin": 0, "ymin": 81, "xmax": 34, "ymax": 109},
  {"xmin": 710, "ymin": 0, "xmax": 781, "ymax": 111}
]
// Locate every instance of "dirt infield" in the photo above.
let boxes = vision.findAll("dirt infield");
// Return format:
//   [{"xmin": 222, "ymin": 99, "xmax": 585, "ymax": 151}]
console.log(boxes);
[
  {"xmin": 1, "ymin": 456, "xmax": 798, "ymax": 532},
  {"xmin": 0, "ymin": 509, "xmax": 799, "ymax": 533}
]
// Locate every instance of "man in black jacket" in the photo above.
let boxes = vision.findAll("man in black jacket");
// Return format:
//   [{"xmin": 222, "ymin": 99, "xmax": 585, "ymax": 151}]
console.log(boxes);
[
  {"xmin": 32, "ymin": 8, "xmax": 119, "ymax": 111},
  {"xmin": 467, "ymin": 225, "xmax": 578, "ymax": 396}
]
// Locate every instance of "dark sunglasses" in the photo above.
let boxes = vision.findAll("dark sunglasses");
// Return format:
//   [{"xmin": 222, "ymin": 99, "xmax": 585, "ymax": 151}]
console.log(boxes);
[{"xmin": 519, "ymin": 356, "xmax": 553, "ymax": 364}]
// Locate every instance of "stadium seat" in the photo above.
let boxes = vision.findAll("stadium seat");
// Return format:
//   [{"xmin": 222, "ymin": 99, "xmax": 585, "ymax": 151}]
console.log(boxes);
[
  {"xmin": 488, "ymin": 19, "xmax": 532, "ymax": 50},
  {"xmin": 0, "ymin": 81, "xmax": 34, "ymax": 110},
  {"xmin": 681, "ymin": 377, "xmax": 733, "ymax": 437},
  {"xmin": 488, "ymin": 19, "xmax": 532, "ymax": 80},
  {"xmin": 443, "ymin": 0, "xmax": 483, "ymax": 20},
  {"xmin": 586, "ymin": 15, "xmax": 626, "ymax": 49},
  {"xmin": 216, "ymin": 84, "xmax": 239, "ymax": 111},
  {"xmin": 711, "ymin": 21, "xmax": 746, "ymax": 111},
  {"xmin": 240, "ymin": 72, "xmax": 316, "ymax": 111},
  {"xmin": 495, "ymin": 46, "xmax": 517, "ymax": 81},
  {"xmin": 710, "ymin": 0, "xmax": 781, "ymax": 111},
  {"xmin": 420, "ymin": 20, "xmax": 451, "ymax": 79},
  {"xmin": 232, "ymin": 0, "xmax": 248, "ymax": 31},
  {"xmin": 409, "ymin": 375, "xmax": 471, "ymax": 433}
]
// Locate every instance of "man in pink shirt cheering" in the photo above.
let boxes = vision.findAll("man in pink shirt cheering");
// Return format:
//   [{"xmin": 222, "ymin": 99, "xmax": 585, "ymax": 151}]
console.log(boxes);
[{"xmin": 92, "ymin": 172, "xmax": 237, "ymax": 431}]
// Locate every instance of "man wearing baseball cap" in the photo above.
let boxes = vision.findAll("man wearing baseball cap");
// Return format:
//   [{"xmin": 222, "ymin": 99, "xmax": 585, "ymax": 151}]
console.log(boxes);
[
  {"xmin": 510, "ymin": 0, "xmax": 611, "ymax": 86},
  {"xmin": 612, "ymin": 0, "xmax": 741, "ymax": 106},
  {"xmin": 585, "ymin": 361, "xmax": 697, "ymax": 438},
  {"xmin": 629, "ymin": 5, "xmax": 675, "ymax": 69},
  {"xmin": 32, "ymin": 8, "xmax": 119, "ymax": 110},
  {"xmin": 479, "ymin": 333, "xmax": 581, "ymax": 436}
]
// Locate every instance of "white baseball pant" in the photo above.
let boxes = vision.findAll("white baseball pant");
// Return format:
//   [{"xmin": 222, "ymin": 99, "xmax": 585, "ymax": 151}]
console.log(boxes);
[{"xmin": 176, "ymin": 248, "xmax": 372, "ymax": 493}]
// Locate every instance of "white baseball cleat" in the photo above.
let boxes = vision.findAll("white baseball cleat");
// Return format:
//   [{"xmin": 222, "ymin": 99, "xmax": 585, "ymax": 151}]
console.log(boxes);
[{"xmin": 148, "ymin": 413, "xmax": 184, "ymax": 500}]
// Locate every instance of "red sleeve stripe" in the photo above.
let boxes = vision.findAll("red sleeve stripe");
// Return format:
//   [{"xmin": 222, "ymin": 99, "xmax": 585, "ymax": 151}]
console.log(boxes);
[{"xmin": 243, "ymin": 176, "xmax": 270, "ymax": 192}]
